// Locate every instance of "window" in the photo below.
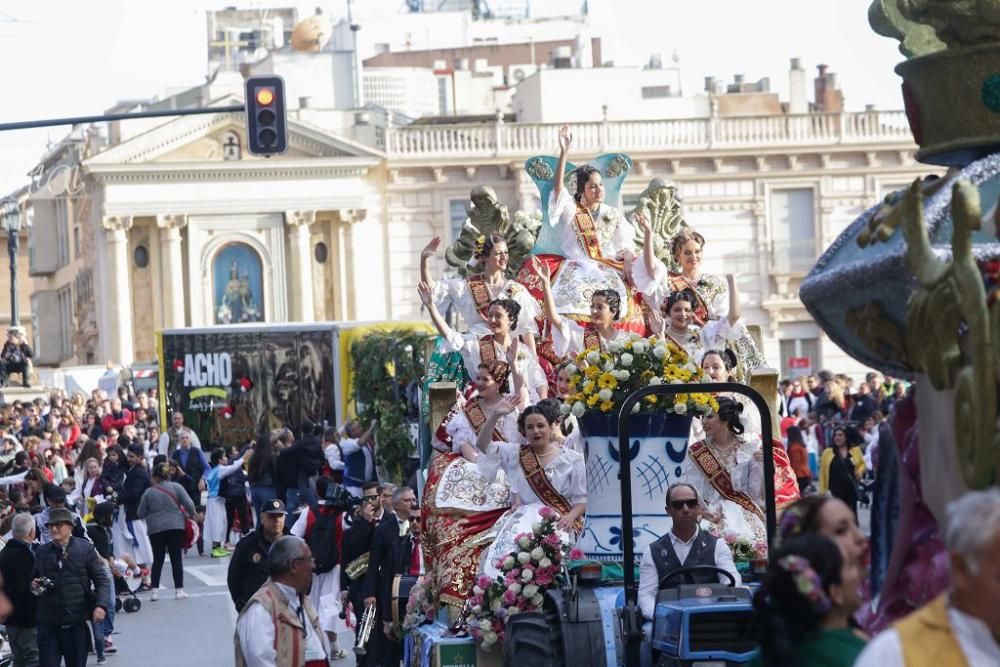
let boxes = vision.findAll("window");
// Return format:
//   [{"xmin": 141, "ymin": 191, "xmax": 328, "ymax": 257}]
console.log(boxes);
[
  {"xmin": 57, "ymin": 285, "xmax": 73, "ymax": 361},
  {"xmin": 29, "ymin": 197, "xmax": 70, "ymax": 275},
  {"xmin": 779, "ymin": 338, "xmax": 819, "ymax": 379},
  {"xmin": 448, "ymin": 199, "xmax": 467, "ymax": 243},
  {"xmin": 769, "ymin": 188, "xmax": 815, "ymax": 274},
  {"xmin": 641, "ymin": 85, "xmax": 671, "ymax": 99}
]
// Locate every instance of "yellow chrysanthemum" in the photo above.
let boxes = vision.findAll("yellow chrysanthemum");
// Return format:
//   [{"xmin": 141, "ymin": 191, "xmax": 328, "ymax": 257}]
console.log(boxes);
[
  {"xmin": 587, "ymin": 394, "xmax": 600, "ymax": 407},
  {"xmin": 584, "ymin": 365, "xmax": 600, "ymax": 378},
  {"xmin": 599, "ymin": 400, "xmax": 614, "ymax": 412},
  {"xmin": 597, "ymin": 373, "xmax": 618, "ymax": 390},
  {"xmin": 582, "ymin": 380, "xmax": 596, "ymax": 395},
  {"xmin": 645, "ymin": 395, "xmax": 658, "ymax": 404}
]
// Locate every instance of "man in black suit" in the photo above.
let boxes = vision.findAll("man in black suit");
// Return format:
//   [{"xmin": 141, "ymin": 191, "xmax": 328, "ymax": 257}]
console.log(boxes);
[
  {"xmin": 340, "ymin": 483, "xmax": 379, "ymax": 664},
  {"xmin": 362, "ymin": 486, "xmax": 416, "ymax": 667},
  {"xmin": 381, "ymin": 507, "xmax": 425, "ymax": 666}
]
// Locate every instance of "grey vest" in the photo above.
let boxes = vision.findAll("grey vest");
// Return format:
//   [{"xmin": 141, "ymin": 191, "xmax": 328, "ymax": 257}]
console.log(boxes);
[{"xmin": 649, "ymin": 528, "xmax": 720, "ymax": 585}]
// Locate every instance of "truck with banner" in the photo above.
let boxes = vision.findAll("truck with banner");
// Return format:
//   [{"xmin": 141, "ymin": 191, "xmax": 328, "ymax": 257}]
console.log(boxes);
[{"xmin": 155, "ymin": 321, "xmax": 430, "ymax": 448}]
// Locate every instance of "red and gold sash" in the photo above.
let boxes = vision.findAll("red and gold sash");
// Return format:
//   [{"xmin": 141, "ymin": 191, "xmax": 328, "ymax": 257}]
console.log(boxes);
[
  {"xmin": 583, "ymin": 328, "xmax": 602, "ymax": 352},
  {"xmin": 466, "ymin": 273, "xmax": 492, "ymax": 322},
  {"xmin": 572, "ymin": 205, "xmax": 624, "ymax": 271},
  {"xmin": 518, "ymin": 446, "xmax": 584, "ymax": 533},
  {"xmin": 463, "ymin": 398, "xmax": 504, "ymax": 442},
  {"xmin": 688, "ymin": 441, "xmax": 765, "ymax": 521},
  {"xmin": 771, "ymin": 441, "xmax": 801, "ymax": 511},
  {"xmin": 478, "ymin": 335, "xmax": 498, "ymax": 365},
  {"xmin": 667, "ymin": 274, "xmax": 709, "ymax": 327}
]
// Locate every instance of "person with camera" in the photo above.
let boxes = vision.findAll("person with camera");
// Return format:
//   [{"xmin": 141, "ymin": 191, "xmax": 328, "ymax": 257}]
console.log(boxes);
[
  {"xmin": 289, "ymin": 476, "xmax": 350, "ymax": 661},
  {"xmin": 228, "ymin": 498, "xmax": 287, "ymax": 613},
  {"xmin": 340, "ymin": 482, "xmax": 380, "ymax": 665},
  {"xmin": 0, "ymin": 512, "xmax": 39, "ymax": 667},
  {"xmin": 31, "ymin": 507, "xmax": 112, "ymax": 667}
]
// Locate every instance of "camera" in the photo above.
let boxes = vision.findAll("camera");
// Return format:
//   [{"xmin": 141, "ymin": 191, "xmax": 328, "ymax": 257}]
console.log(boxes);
[
  {"xmin": 320, "ymin": 483, "xmax": 362, "ymax": 513},
  {"xmin": 31, "ymin": 577, "xmax": 55, "ymax": 597}
]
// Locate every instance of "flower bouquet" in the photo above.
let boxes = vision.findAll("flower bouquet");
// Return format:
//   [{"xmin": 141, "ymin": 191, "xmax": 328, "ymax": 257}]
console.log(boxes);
[
  {"xmin": 466, "ymin": 507, "xmax": 582, "ymax": 650},
  {"xmin": 722, "ymin": 530, "xmax": 769, "ymax": 565},
  {"xmin": 400, "ymin": 573, "xmax": 437, "ymax": 634},
  {"xmin": 560, "ymin": 335, "xmax": 718, "ymax": 418}
]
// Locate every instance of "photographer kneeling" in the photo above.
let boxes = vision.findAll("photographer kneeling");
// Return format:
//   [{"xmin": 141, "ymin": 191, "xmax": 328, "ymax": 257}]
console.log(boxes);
[{"xmin": 32, "ymin": 507, "xmax": 112, "ymax": 667}]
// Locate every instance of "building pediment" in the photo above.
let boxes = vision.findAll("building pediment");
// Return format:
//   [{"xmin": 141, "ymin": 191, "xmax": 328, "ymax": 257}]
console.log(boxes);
[{"xmin": 85, "ymin": 101, "xmax": 383, "ymax": 170}]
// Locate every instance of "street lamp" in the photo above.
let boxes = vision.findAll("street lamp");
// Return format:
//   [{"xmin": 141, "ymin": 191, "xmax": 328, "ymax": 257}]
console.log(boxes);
[{"xmin": 1, "ymin": 199, "xmax": 21, "ymax": 327}]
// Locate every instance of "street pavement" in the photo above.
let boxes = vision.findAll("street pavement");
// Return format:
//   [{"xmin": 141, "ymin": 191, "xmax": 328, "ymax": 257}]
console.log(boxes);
[{"xmin": 107, "ymin": 552, "xmax": 357, "ymax": 667}]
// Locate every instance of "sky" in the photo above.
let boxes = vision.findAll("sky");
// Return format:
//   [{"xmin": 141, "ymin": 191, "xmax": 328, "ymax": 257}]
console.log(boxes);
[{"xmin": 0, "ymin": 0, "xmax": 907, "ymax": 195}]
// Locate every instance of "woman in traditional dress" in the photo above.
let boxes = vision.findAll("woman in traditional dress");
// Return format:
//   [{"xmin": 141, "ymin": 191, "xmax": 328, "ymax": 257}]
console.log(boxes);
[
  {"xmin": 474, "ymin": 398, "xmax": 586, "ymax": 579},
  {"xmin": 635, "ymin": 218, "xmax": 767, "ymax": 374},
  {"xmin": 532, "ymin": 255, "xmax": 636, "ymax": 358},
  {"xmin": 697, "ymin": 350, "xmax": 801, "ymax": 512},
  {"xmin": 423, "ymin": 359, "xmax": 518, "ymax": 608},
  {"xmin": 420, "ymin": 234, "xmax": 540, "ymax": 344},
  {"xmin": 653, "ymin": 288, "xmax": 746, "ymax": 366},
  {"xmin": 538, "ymin": 126, "xmax": 641, "ymax": 328},
  {"xmin": 682, "ymin": 396, "xmax": 766, "ymax": 546},
  {"xmin": 417, "ymin": 282, "xmax": 548, "ymax": 400}
]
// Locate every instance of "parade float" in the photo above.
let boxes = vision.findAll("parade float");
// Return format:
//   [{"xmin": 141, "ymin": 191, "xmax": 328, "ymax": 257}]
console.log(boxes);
[
  {"xmin": 401, "ymin": 135, "xmax": 789, "ymax": 666},
  {"xmin": 798, "ymin": 0, "xmax": 1000, "ymax": 634}
]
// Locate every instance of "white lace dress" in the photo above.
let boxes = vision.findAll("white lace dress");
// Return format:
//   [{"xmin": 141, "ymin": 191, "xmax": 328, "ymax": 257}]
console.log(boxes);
[
  {"xmin": 551, "ymin": 319, "xmax": 638, "ymax": 358},
  {"xmin": 432, "ymin": 275, "xmax": 540, "ymax": 337},
  {"xmin": 680, "ymin": 438, "xmax": 765, "ymax": 545},
  {"xmin": 476, "ymin": 441, "xmax": 586, "ymax": 579},
  {"xmin": 433, "ymin": 408, "xmax": 517, "ymax": 515},
  {"xmin": 546, "ymin": 188, "xmax": 636, "ymax": 319},
  {"xmin": 441, "ymin": 324, "xmax": 547, "ymax": 400}
]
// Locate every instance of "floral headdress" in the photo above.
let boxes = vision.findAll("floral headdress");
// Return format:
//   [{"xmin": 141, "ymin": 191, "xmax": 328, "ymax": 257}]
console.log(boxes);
[
  {"xmin": 473, "ymin": 235, "xmax": 488, "ymax": 258},
  {"xmin": 775, "ymin": 555, "xmax": 832, "ymax": 615}
]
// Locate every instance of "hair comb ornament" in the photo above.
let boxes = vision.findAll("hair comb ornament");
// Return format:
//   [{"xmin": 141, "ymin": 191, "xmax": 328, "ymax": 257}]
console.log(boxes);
[{"xmin": 776, "ymin": 555, "xmax": 832, "ymax": 615}]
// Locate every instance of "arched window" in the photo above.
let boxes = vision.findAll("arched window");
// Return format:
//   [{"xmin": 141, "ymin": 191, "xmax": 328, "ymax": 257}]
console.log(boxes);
[{"xmin": 213, "ymin": 242, "xmax": 264, "ymax": 324}]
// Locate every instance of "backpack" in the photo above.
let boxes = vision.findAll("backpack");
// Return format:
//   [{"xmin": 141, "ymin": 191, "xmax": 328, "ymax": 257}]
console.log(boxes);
[{"xmin": 307, "ymin": 508, "xmax": 339, "ymax": 574}]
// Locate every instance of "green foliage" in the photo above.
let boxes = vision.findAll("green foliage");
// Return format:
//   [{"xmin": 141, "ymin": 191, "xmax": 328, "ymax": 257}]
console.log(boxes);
[{"xmin": 351, "ymin": 329, "xmax": 431, "ymax": 483}]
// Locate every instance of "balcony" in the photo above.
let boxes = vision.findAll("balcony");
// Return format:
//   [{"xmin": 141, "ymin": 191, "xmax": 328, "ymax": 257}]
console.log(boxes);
[
  {"xmin": 770, "ymin": 239, "xmax": 819, "ymax": 275},
  {"xmin": 384, "ymin": 111, "xmax": 912, "ymax": 159}
]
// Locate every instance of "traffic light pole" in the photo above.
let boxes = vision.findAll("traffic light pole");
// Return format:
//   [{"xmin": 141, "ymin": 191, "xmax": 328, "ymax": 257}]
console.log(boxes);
[{"xmin": 0, "ymin": 105, "xmax": 246, "ymax": 132}]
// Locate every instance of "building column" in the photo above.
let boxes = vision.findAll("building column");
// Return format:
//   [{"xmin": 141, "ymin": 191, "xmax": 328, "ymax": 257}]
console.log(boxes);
[
  {"xmin": 285, "ymin": 210, "xmax": 316, "ymax": 322},
  {"xmin": 333, "ymin": 208, "xmax": 367, "ymax": 321},
  {"xmin": 156, "ymin": 214, "xmax": 188, "ymax": 329},
  {"xmin": 102, "ymin": 216, "xmax": 134, "ymax": 364}
]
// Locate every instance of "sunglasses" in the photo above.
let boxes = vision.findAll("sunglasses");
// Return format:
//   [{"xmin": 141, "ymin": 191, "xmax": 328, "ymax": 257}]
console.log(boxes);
[{"xmin": 669, "ymin": 499, "xmax": 699, "ymax": 510}]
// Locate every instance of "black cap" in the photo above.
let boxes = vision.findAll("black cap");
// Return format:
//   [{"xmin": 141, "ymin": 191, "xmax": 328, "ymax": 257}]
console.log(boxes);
[
  {"xmin": 43, "ymin": 484, "xmax": 66, "ymax": 503},
  {"xmin": 93, "ymin": 502, "xmax": 115, "ymax": 522},
  {"xmin": 46, "ymin": 508, "xmax": 76, "ymax": 526},
  {"xmin": 261, "ymin": 499, "xmax": 286, "ymax": 515}
]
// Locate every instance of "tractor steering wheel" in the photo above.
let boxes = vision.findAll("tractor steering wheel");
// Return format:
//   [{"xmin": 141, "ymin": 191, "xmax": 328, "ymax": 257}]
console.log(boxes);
[{"xmin": 658, "ymin": 565, "xmax": 737, "ymax": 589}]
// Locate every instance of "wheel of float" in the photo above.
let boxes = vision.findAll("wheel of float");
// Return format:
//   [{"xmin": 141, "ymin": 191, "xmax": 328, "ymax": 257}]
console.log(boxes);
[
  {"xmin": 115, "ymin": 598, "xmax": 122, "ymax": 612},
  {"xmin": 123, "ymin": 597, "xmax": 141, "ymax": 613},
  {"xmin": 503, "ymin": 602, "xmax": 564, "ymax": 667}
]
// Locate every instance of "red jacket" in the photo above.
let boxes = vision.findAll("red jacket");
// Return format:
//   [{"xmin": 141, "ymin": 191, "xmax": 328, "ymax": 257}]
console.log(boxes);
[{"xmin": 101, "ymin": 409, "xmax": 134, "ymax": 433}]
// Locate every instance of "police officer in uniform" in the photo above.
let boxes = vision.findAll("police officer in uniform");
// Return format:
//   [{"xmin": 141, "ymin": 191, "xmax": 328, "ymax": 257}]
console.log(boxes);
[{"xmin": 227, "ymin": 498, "xmax": 287, "ymax": 612}]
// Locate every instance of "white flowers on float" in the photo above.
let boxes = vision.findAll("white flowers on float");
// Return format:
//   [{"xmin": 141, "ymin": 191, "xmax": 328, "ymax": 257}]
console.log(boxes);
[
  {"xmin": 652, "ymin": 345, "xmax": 668, "ymax": 359},
  {"xmin": 674, "ymin": 403, "xmax": 688, "ymax": 415},
  {"xmin": 565, "ymin": 363, "xmax": 578, "ymax": 377},
  {"xmin": 586, "ymin": 351, "xmax": 601, "ymax": 364},
  {"xmin": 521, "ymin": 569, "xmax": 534, "ymax": 582},
  {"xmin": 648, "ymin": 376, "xmax": 662, "ymax": 386},
  {"xmin": 620, "ymin": 352, "xmax": 634, "ymax": 367},
  {"xmin": 530, "ymin": 547, "xmax": 546, "ymax": 561},
  {"xmin": 539, "ymin": 557, "xmax": 552, "ymax": 569},
  {"xmin": 571, "ymin": 401, "xmax": 586, "ymax": 417},
  {"xmin": 518, "ymin": 536, "xmax": 531, "ymax": 549},
  {"xmin": 598, "ymin": 388, "xmax": 613, "ymax": 401},
  {"xmin": 503, "ymin": 556, "xmax": 516, "ymax": 569},
  {"xmin": 522, "ymin": 583, "xmax": 539, "ymax": 598},
  {"xmin": 559, "ymin": 402, "xmax": 572, "ymax": 415},
  {"xmin": 517, "ymin": 551, "xmax": 531, "ymax": 565}
]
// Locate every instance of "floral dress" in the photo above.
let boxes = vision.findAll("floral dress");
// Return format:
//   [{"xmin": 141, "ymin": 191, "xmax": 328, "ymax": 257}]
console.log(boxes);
[
  {"xmin": 440, "ymin": 323, "xmax": 547, "ymax": 401},
  {"xmin": 476, "ymin": 442, "xmax": 586, "ymax": 579},
  {"xmin": 432, "ymin": 274, "xmax": 541, "ymax": 337}
]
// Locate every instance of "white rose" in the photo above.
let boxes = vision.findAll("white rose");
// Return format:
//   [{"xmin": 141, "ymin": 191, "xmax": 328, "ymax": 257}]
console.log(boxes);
[
  {"xmin": 533, "ymin": 209, "xmax": 543, "ymax": 221},
  {"xmin": 571, "ymin": 401, "xmax": 586, "ymax": 417},
  {"xmin": 521, "ymin": 569, "xmax": 534, "ymax": 581},
  {"xmin": 559, "ymin": 402, "xmax": 571, "ymax": 415},
  {"xmin": 508, "ymin": 582, "xmax": 522, "ymax": 594},
  {"xmin": 531, "ymin": 593, "xmax": 544, "ymax": 606},
  {"xmin": 674, "ymin": 403, "xmax": 688, "ymax": 415},
  {"xmin": 480, "ymin": 619, "xmax": 493, "ymax": 631},
  {"xmin": 532, "ymin": 522, "xmax": 544, "ymax": 534},
  {"xmin": 503, "ymin": 556, "xmax": 516, "ymax": 569},
  {"xmin": 484, "ymin": 630, "xmax": 498, "ymax": 645},
  {"xmin": 671, "ymin": 379, "xmax": 684, "ymax": 385},
  {"xmin": 648, "ymin": 376, "xmax": 662, "ymax": 386},
  {"xmin": 631, "ymin": 404, "xmax": 641, "ymax": 414},
  {"xmin": 632, "ymin": 341, "xmax": 646, "ymax": 354},
  {"xmin": 620, "ymin": 353, "xmax": 634, "ymax": 367},
  {"xmin": 492, "ymin": 599, "xmax": 504, "ymax": 612},
  {"xmin": 539, "ymin": 557, "xmax": 552, "ymax": 569},
  {"xmin": 517, "ymin": 551, "xmax": 531, "ymax": 564},
  {"xmin": 598, "ymin": 388, "xmax": 613, "ymax": 401},
  {"xmin": 603, "ymin": 360, "xmax": 615, "ymax": 373},
  {"xmin": 652, "ymin": 346, "xmax": 667, "ymax": 359},
  {"xmin": 615, "ymin": 370, "xmax": 630, "ymax": 381},
  {"xmin": 518, "ymin": 536, "xmax": 532, "ymax": 548},
  {"xmin": 607, "ymin": 340, "xmax": 623, "ymax": 353},
  {"xmin": 522, "ymin": 584, "xmax": 539, "ymax": 598},
  {"xmin": 586, "ymin": 351, "xmax": 601, "ymax": 364},
  {"xmin": 473, "ymin": 585, "xmax": 483, "ymax": 595},
  {"xmin": 530, "ymin": 547, "xmax": 546, "ymax": 561},
  {"xmin": 565, "ymin": 363, "xmax": 578, "ymax": 376},
  {"xmin": 472, "ymin": 604, "xmax": 482, "ymax": 613}
]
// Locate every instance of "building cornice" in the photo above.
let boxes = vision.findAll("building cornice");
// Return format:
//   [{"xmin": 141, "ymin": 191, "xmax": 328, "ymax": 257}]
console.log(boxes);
[{"xmin": 85, "ymin": 157, "xmax": 380, "ymax": 183}]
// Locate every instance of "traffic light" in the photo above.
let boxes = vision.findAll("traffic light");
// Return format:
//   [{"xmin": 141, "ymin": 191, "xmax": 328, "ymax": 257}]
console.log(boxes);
[{"xmin": 245, "ymin": 76, "xmax": 287, "ymax": 156}]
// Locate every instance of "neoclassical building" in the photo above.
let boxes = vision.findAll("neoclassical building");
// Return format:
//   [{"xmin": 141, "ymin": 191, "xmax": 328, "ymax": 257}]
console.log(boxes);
[{"xmin": 26, "ymin": 106, "xmax": 933, "ymax": 378}]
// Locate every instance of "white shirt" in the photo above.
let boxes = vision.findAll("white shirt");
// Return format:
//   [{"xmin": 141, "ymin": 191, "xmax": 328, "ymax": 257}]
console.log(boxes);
[
  {"xmin": 638, "ymin": 528, "xmax": 741, "ymax": 621},
  {"xmin": 854, "ymin": 602, "xmax": 1000, "ymax": 667},
  {"xmin": 157, "ymin": 427, "xmax": 202, "ymax": 456},
  {"xmin": 236, "ymin": 581, "xmax": 330, "ymax": 667}
]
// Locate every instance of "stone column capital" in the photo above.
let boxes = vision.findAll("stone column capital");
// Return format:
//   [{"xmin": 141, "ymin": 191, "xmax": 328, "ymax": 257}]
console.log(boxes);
[
  {"xmin": 101, "ymin": 216, "xmax": 133, "ymax": 233},
  {"xmin": 285, "ymin": 210, "xmax": 317, "ymax": 228},
  {"xmin": 156, "ymin": 214, "xmax": 188, "ymax": 230},
  {"xmin": 333, "ymin": 208, "xmax": 367, "ymax": 225}
]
